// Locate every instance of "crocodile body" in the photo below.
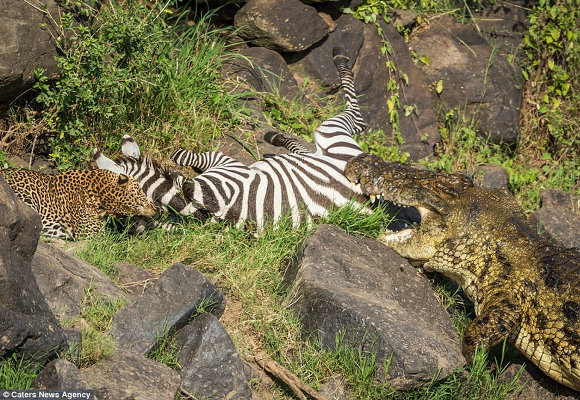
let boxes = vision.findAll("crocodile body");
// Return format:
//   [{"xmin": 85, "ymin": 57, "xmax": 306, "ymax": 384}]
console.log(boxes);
[{"xmin": 344, "ymin": 153, "xmax": 580, "ymax": 391}]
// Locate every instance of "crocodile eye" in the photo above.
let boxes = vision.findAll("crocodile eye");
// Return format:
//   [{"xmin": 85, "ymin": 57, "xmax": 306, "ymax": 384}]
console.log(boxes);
[{"xmin": 562, "ymin": 301, "xmax": 580, "ymax": 322}]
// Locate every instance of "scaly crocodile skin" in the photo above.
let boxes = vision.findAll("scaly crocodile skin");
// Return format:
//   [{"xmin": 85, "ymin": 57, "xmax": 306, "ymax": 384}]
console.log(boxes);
[{"xmin": 345, "ymin": 153, "xmax": 580, "ymax": 391}]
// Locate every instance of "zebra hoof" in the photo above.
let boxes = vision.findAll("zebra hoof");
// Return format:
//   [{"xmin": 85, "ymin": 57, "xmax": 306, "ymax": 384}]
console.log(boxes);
[
  {"xmin": 263, "ymin": 131, "xmax": 281, "ymax": 144},
  {"xmin": 332, "ymin": 47, "xmax": 348, "ymax": 61}
]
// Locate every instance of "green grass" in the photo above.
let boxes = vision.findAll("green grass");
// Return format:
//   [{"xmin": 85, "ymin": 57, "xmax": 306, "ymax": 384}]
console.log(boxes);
[
  {"xmin": 73, "ymin": 206, "xmax": 527, "ymax": 399},
  {"xmin": 60, "ymin": 287, "xmax": 128, "ymax": 367},
  {"xmin": 262, "ymin": 80, "xmax": 342, "ymax": 144},
  {"xmin": 147, "ymin": 326, "xmax": 182, "ymax": 370},
  {"xmin": 0, "ymin": 354, "xmax": 41, "ymax": 389}
]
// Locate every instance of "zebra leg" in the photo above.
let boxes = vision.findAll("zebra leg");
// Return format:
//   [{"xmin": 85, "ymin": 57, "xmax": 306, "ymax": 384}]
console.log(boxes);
[
  {"xmin": 171, "ymin": 150, "xmax": 245, "ymax": 172},
  {"xmin": 263, "ymin": 131, "xmax": 309, "ymax": 155},
  {"xmin": 313, "ymin": 48, "xmax": 367, "ymax": 161}
]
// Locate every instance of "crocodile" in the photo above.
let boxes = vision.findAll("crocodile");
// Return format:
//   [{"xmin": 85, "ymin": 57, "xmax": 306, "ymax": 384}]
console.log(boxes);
[{"xmin": 344, "ymin": 152, "xmax": 580, "ymax": 391}]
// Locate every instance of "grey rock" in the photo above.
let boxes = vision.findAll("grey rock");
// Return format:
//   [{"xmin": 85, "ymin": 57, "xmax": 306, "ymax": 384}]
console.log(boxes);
[
  {"xmin": 286, "ymin": 224, "xmax": 465, "ymax": 389},
  {"xmin": 80, "ymin": 349, "xmax": 180, "ymax": 400},
  {"xmin": 114, "ymin": 262, "xmax": 156, "ymax": 296},
  {"xmin": 110, "ymin": 263, "xmax": 225, "ymax": 355},
  {"xmin": 390, "ymin": 9, "xmax": 420, "ymax": 30},
  {"xmin": 409, "ymin": 15, "xmax": 522, "ymax": 144},
  {"xmin": 474, "ymin": 2, "xmax": 529, "ymax": 54},
  {"xmin": 0, "ymin": 0, "xmax": 61, "ymax": 104},
  {"xmin": 177, "ymin": 313, "xmax": 252, "ymax": 400},
  {"xmin": 234, "ymin": 0, "xmax": 328, "ymax": 52},
  {"xmin": 31, "ymin": 242, "xmax": 126, "ymax": 320},
  {"xmin": 356, "ymin": 22, "xmax": 440, "ymax": 160},
  {"xmin": 0, "ymin": 177, "xmax": 66, "ymax": 362},
  {"xmin": 287, "ymin": 14, "xmax": 365, "ymax": 89},
  {"xmin": 528, "ymin": 207, "xmax": 580, "ymax": 249},
  {"xmin": 33, "ymin": 359, "xmax": 87, "ymax": 390},
  {"xmin": 501, "ymin": 359, "xmax": 579, "ymax": 400},
  {"xmin": 475, "ymin": 164, "xmax": 510, "ymax": 189},
  {"xmin": 319, "ymin": 374, "xmax": 348, "ymax": 400},
  {"xmin": 540, "ymin": 189, "xmax": 573, "ymax": 209},
  {"xmin": 227, "ymin": 47, "xmax": 301, "ymax": 100}
]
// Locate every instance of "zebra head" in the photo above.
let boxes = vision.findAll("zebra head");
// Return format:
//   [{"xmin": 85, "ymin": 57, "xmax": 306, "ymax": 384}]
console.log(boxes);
[{"xmin": 93, "ymin": 136, "xmax": 201, "ymax": 217}]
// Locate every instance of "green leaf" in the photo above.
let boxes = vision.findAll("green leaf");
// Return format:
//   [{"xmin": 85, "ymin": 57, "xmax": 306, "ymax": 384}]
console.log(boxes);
[
  {"xmin": 561, "ymin": 82, "xmax": 570, "ymax": 96},
  {"xmin": 435, "ymin": 79, "xmax": 443, "ymax": 94}
]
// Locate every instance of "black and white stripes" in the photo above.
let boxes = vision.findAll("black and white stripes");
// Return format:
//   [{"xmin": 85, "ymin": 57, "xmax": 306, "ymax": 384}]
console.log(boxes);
[
  {"xmin": 170, "ymin": 48, "xmax": 370, "ymax": 229},
  {"xmin": 94, "ymin": 138, "xmax": 202, "ymax": 218},
  {"xmin": 263, "ymin": 131, "xmax": 309, "ymax": 155}
]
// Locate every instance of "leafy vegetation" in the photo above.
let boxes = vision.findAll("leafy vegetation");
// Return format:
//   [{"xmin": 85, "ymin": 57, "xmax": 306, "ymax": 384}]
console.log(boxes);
[{"xmin": 30, "ymin": 0, "xmax": 239, "ymax": 169}]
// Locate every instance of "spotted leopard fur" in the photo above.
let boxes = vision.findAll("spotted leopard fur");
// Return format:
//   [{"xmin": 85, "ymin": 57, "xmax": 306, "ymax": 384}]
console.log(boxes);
[{"xmin": 0, "ymin": 168, "xmax": 156, "ymax": 240}]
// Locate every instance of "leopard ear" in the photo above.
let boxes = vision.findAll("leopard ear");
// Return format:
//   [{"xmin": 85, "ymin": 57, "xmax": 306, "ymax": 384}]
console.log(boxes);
[{"xmin": 118, "ymin": 174, "xmax": 129, "ymax": 185}]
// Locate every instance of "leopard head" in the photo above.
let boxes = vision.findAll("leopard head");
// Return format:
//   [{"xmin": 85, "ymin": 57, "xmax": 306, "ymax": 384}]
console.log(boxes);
[{"xmin": 94, "ymin": 170, "xmax": 156, "ymax": 217}]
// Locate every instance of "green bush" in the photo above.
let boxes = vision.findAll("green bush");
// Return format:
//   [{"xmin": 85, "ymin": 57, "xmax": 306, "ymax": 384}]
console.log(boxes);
[
  {"xmin": 520, "ymin": 0, "xmax": 579, "ymax": 163},
  {"xmin": 34, "ymin": 1, "xmax": 237, "ymax": 169}
]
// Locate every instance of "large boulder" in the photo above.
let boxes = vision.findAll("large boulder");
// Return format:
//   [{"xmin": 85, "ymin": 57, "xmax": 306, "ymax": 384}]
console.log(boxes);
[
  {"xmin": 0, "ymin": 177, "xmax": 66, "ymax": 362},
  {"xmin": 0, "ymin": 0, "xmax": 61, "ymax": 104},
  {"xmin": 177, "ymin": 313, "xmax": 253, "ymax": 400},
  {"xmin": 31, "ymin": 242, "xmax": 126, "ymax": 320},
  {"xmin": 228, "ymin": 47, "xmax": 301, "ymax": 100},
  {"xmin": 286, "ymin": 224, "xmax": 465, "ymax": 389},
  {"xmin": 234, "ymin": 0, "xmax": 329, "ymax": 52},
  {"xmin": 110, "ymin": 263, "xmax": 225, "ymax": 355},
  {"xmin": 409, "ymin": 15, "xmax": 522, "ymax": 144},
  {"xmin": 286, "ymin": 14, "xmax": 365, "ymax": 89},
  {"xmin": 355, "ymin": 21, "xmax": 440, "ymax": 160},
  {"xmin": 80, "ymin": 349, "xmax": 180, "ymax": 400},
  {"xmin": 33, "ymin": 359, "xmax": 88, "ymax": 391}
]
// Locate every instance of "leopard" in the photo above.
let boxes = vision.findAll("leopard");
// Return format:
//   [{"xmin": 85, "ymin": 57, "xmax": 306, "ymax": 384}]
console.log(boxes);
[{"xmin": 0, "ymin": 168, "xmax": 156, "ymax": 240}]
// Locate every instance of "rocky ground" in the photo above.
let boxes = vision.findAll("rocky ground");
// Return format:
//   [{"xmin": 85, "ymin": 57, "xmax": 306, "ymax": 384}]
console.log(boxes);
[{"xmin": 1, "ymin": 0, "xmax": 579, "ymax": 399}]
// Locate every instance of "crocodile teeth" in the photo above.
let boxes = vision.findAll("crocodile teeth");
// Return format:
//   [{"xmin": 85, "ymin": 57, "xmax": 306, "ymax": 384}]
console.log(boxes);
[{"xmin": 381, "ymin": 228, "xmax": 415, "ymax": 245}]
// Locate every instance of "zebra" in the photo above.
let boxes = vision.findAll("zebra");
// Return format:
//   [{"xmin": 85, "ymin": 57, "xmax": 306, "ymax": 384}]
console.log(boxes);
[
  {"xmin": 93, "ymin": 137, "xmax": 207, "ymax": 222},
  {"xmin": 170, "ymin": 47, "xmax": 371, "ymax": 230},
  {"xmin": 94, "ymin": 131, "xmax": 312, "ymax": 223}
]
